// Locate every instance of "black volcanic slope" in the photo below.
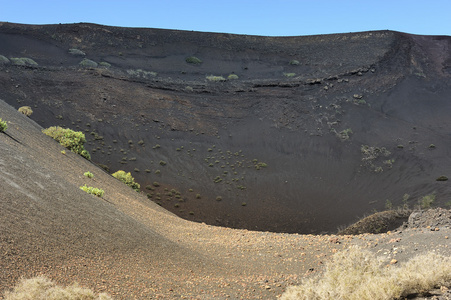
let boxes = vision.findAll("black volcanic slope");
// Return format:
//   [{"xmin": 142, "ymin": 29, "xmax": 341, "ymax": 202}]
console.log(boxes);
[{"xmin": 1, "ymin": 22, "xmax": 451, "ymax": 233}]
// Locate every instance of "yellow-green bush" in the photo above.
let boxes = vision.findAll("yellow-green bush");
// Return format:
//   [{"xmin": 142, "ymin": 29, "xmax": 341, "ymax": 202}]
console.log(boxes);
[
  {"xmin": 43, "ymin": 126, "xmax": 91, "ymax": 160},
  {"xmin": 10, "ymin": 57, "xmax": 38, "ymax": 66},
  {"xmin": 80, "ymin": 185, "xmax": 104, "ymax": 197},
  {"xmin": 0, "ymin": 118, "xmax": 7, "ymax": 132},
  {"xmin": 18, "ymin": 106, "xmax": 33, "ymax": 117},
  {"xmin": 185, "ymin": 56, "xmax": 202, "ymax": 64},
  {"xmin": 69, "ymin": 48, "xmax": 86, "ymax": 56},
  {"xmin": 206, "ymin": 75, "xmax": 226, "ymax": 82},
  {"xmin": 126, "ymin": 69, "xmax": 157, "ymax": 79},
  {"xmin": 283, "ymin": 72, "xmax": 296, "ymax": 77},
  {"xmin": 281, "ymin": 246, "xmax": 451, "ymax": 300},
  {"xmin": 84, "ymin": 171, "xmax": 94, "ymax": 178},
  {"xmin": 3, "ymin": 276, "xmax": 112, "ymax": 299},
  {"xmin": 112, "ymin": 170, "xmax": 140, "ymax": 192},
  {"xmin": 79, "ymin": 58, "xmax": 98, "ymax": 68},
  {"xmin": 0, "ymin": 55, "xmax": 10, "ymax": 64}
]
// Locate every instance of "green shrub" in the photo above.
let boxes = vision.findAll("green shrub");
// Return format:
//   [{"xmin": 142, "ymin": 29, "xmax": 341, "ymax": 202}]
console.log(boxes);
[
  {"xmin": 255, "ymin": 162, "xmax": 268, "ymax": 170},
  {"xmin": 2, "ymin": 276, "xmax": 112, "ymax": 299},
  {"xmin": 289, "ymin": 59, "xmax": 300, "ymax": 65},
  {"xmin": 79, "ymin": 58, "xmax": 98, "ymax": 68},
  {"xmin": 0, "ymin": 55, "xmax": 10, "ymax": 64},
  {"xmin": 18, "ymin": 106, "xmax": 33, "ymax": 117},
  {"xmin": 10, "ymin": 57, "xmax": 38, "ymax": 66},
  {"xmin": 42, "ymin": 126, "xmax": 91, "ymax": 160},
  {"xmin": 283, "ymin": 72, "xmax": 296, "ymax": 77},
  {"xmin": 97, "ymin": 163, "xmax": 110, "ymax": 173},
  {"xmin": 358, "ymin": 99, "xmax": 367, "ymax": 105},
  {"xmin": 281, "ymin": 246, "xmax": 451, "ymax": 300},
  {"xmin": 80, "ymin": 185, "xmax": 104, "ymax": 197},
  {"xmin": 419, "ymin": 193, "xmax": 435, "ymax": 209},
  {"xmin": 83, "ymin": 171, "xmax": 94, "ymax": 178},
  {"xmin": 337, "ymin": 128, "xmax": 353, "ymax": 141},
  {"xmin": 112, "ymin": 170, "xmax": 140, "ymax": 192},
  {"xmin": 98, "ymin": 62, "xmax": 111, "ymax": 68},
  {"xmin": 436, "ymin": 175, "xmax": 448, "ymax": 181},
  {"xmin": 228, "ymin": 74, "xmax": 239, "ymax": 80},
  {"xmin": 185, "ymin": 56, "xmax": 202, "ymax": 64},
  {"xmin": 126, "ymin": 69, "xmax": 157, "ymax": 79},
  {"xmin": 206, "ymin": 75, "xmax": 226, "ymax": 82},
  {"xmin": 385, "ymin": 199, "xmax": 393, "ymax": 210},
  {"xmin": 360, "ymin": 144, "xmax": 392, "ymax": 173},
  {"xmin": 68, "ymin": 48, "xmax": 86, "ymax": 56},
  {"xmin": 0, "ymin": 118, "xmax": 7, "ymax": 132}
]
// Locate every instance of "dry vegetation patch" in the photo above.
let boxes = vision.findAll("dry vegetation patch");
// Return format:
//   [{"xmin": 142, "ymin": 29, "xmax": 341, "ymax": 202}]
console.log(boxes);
[
  {"xmin": 281, "ymin": 246, "xmax": 451, "ymax": 300},
  {"xmin": 3, "ymin": 276, "xmax": 112, "ymax": 300}
]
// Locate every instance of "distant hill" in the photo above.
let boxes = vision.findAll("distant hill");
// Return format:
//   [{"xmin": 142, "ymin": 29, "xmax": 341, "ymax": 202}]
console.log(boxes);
[{"xmin": 1, "ymin": 22, "xmax": 451, "ymax": 233}]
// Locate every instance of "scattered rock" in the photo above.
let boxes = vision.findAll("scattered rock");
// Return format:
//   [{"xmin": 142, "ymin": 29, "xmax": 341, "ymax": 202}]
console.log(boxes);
[
  {"xmin": 407, "ymin": 208, "xmax": 451, "ymax": 229},
  {"xmin": 329, "ymin": 237, "xmax": 340, "ymax": 244}
]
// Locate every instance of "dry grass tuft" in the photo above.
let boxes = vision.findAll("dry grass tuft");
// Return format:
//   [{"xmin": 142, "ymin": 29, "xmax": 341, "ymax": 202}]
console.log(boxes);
[
  {"xmin": 3, "ymin": 276, "xmax": 112, "ymax": 300},
  {"xmin": 281, "ymin": 246, "xmax": 451, "ymax": 300}
]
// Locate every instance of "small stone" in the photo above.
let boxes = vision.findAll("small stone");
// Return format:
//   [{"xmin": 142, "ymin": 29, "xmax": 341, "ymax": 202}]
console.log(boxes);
[
  {"xmin": 265, "ymin": 285, "xmax": 271, "ymax": 290},
  {"xmin": 390, "ymin": 259, "xmax": 398, "ymax": 265},
  {"xmin": 434, "ymin": 228, "xmax": 440, "ymax": 231},
  {"xmin": 329, "ymin": 237, "xmax": 340, "ymax": 244}
]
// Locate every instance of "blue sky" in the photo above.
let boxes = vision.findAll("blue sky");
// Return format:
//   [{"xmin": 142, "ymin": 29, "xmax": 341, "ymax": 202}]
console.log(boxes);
[{"xmin": 1, "ymin": 0, "xmax": 450, "ymax": 37}]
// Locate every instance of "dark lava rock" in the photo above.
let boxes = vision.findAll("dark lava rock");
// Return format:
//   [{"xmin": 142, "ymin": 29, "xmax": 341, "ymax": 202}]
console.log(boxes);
[{"xmin": 407, "ymin": 208, "xmax": 451, "ymax": 229}]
